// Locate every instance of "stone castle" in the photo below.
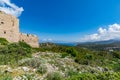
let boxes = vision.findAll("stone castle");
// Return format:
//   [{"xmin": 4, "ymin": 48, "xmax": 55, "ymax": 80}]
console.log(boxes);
[{"xmin": 0, "ymin": 11, "xmax": 39, "ymax": 47}]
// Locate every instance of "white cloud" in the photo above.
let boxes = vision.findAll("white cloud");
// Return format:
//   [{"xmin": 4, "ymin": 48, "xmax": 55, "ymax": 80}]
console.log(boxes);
[
  {"xmin": 80, "ymin": 23, "xmax": 120, "ymax": 42},
  {"xmin": 42, "ymin": 38, "xmax": 53, "ymax": 42},
  {"xmin": 0, "ymin": 0, "xmax": 24, "ymax": 17}
]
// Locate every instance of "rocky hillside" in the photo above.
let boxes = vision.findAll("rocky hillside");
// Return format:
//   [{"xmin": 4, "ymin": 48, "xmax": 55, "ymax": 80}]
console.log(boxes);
[
  {"xmin": 1, "ymin": 51, "xmax": 120, "ymax": 80},
  {"xmin": 0, "ymin": 39, "xmax": 120, "ymax": 80}
]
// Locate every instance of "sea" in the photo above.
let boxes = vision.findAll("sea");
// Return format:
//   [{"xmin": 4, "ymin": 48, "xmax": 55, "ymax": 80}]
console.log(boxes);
[{"xmin": 56, "ymin": 43, "xmax": 77, "ymax": 46}]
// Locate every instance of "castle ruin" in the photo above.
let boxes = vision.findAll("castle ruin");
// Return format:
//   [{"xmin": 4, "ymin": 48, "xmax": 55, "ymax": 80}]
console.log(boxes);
[{"xmin": 0, "ymin": 11, "xmax": 39, "ymax": 48}]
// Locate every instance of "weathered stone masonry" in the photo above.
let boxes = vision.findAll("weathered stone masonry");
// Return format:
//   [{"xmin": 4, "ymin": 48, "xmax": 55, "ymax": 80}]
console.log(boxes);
[{"xmin": 0, "ymin": 11, "xmax": 39, "ymax": 47}]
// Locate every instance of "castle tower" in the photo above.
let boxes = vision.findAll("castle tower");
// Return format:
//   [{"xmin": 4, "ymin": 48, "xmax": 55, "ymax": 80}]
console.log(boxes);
[{"xmin": 0, "ymin": 11, "xmax": 20, "ymax": 42}]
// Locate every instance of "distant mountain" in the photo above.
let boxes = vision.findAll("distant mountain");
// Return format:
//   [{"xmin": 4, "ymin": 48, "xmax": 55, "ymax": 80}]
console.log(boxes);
[
  {"xmin": 40, "ymin": 39, "xmax": 77, "ymax": 46},
  {"xmin": 41, "ymin": 39, "xmax": 120, "ymax": 48},
  {"xmin": 76, "ymin": 39, "xmax": 120, "ymax": 51},
  {"xmin": 78, "ymin": 39, "xmax": 120, "ymax": 44}
]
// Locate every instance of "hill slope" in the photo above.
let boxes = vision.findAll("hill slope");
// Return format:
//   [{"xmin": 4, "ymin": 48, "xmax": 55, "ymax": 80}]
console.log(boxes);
[{"xmin": 0, "ymin": 39, "xmax": 120, "ymax": 79}]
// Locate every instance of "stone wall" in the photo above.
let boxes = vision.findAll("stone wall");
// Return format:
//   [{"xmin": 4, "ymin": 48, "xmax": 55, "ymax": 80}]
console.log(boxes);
[
  {"xmin": 0, "ymin": 11, "xmax": 39, "ymax": 48},
  {"xmin": 19, "ymin": 33, "xmax": 39, "ymax": 48}
]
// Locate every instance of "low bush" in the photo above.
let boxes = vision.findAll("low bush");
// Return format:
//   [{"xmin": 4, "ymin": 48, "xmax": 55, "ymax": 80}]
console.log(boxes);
[
  {"xmin": 67, "ymin": 73, "xmax": 97, "ymax": 80},
  {"xmin": 20, "ymin": 74, "xmax": 36, "ymax": 80},
  {"xmin": 37, "ymin": 64, "xmax": 47, "ymax": 74},
  {"xmin": 0, "ymin": 73, "xmax": 12, "ymax": 80},
  {"xmin": 113, "ymin": 64, "xmax": 120, "ymax": 72},
  {"xmin": 112, "ymin": 51, "xmax": 120, "ymax": 59},
  {"xmin": 0, "ymin": 38, "xmax": 8, "ymax": 45},
  {"xmin": 66, "ymin": 69, "xmax": 78, "ymax": 77},
  {"xmin": 66, "ymin": 47, "xmax": 78, "ymax": 57},
  {"xmin": 67, "ymin": 72, "xmax": 120, "ymax": 80},
  {"xmin": 84, "ymin": 54, "xmax": 94, "ymax": 60},
  {"xmin": 19, "ymin": 58, "xmax": 41, "ymax": 68},
  {"xmin": 0, "ymin": 42, "xmax": 32, "ymax": 65},
  {"xmin": 61, "ymin": 52, "xmax": 69, "ymax": 58},
  {"xmin": 46, "ymin": 72, "xmax": 63, "ymax": 80}
]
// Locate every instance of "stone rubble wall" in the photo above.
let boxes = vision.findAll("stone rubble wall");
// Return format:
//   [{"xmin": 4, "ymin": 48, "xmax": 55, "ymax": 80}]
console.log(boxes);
[{"xmin": 19, "ymin": 33, "xmax": 39, "ymax": 48}]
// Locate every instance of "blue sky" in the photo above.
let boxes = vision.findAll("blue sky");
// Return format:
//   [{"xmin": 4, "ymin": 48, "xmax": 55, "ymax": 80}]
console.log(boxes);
[{"xmin": 1, "ymin": 0, "xmax": 120, "ymax": 42}]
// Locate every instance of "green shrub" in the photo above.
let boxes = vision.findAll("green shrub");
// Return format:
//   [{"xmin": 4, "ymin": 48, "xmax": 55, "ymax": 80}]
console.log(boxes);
[
  {"xmin": 20, "ymin": 74, "xmax": 36, "ymax": 80},
  {"xmin": 37, "ymin": 64, "xmax": 47, "ymax": 74},
  {"xmin": 18, "ymin": 41, "xmax": 32, "ymax": 54},
  {"xmin": 66, "ymin": 72, "xmax": 120, "ymax": 80},
  {"xmin": 66, "ymin": 47, "xmax": 78, "ymax": 57},
  {"xmin": 0, "ymin": 38, "xmax": 8, "ymax": 45},
  {"xmin": 66, "ymin": 69, "xmax": 78, "ymax": 77},
  {"xmin": 61, "ymin": 53, "xmax": 69, "ymax": 58},
  {"xmin": 113, "ymin": 64, "xmax": 120, "ymax": 72},
  {"xmin": 0, "ymin": 42, "xmax": 32, "ymax": 65},
  {"xmin": 46, "ymin": 72, "xmax": 63, "ymax": 80},
  {"xmin": 84, "ymin": 54, "xmax": 94, "ymax": 60},
  {"xmin": 19, "ymin": 41, "xmax": 31, "ymax": 49},
  {"xmin": 112, "ymin": 51, "xmax": 120, "ymax": 59},
  {"xmin": 19, "ymin": 58, "xmax": 41, "ymax": 68},
  {"xmin": 0, "ymin": 74, "xmax": 12, "ymax": 80},
  {"xmin": 67, "ymin": 73, "xmax": 97, "ymax": 80},
  {"xmin": 96, "ymin": 72, "xmax": 120, "ymax": 80}
]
